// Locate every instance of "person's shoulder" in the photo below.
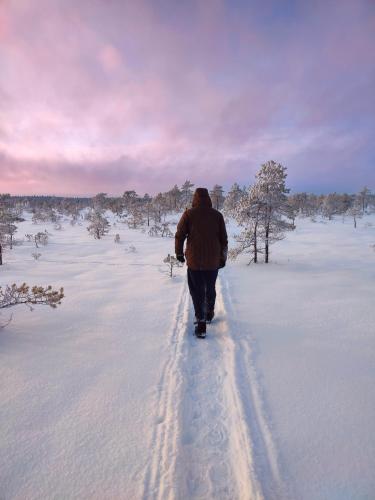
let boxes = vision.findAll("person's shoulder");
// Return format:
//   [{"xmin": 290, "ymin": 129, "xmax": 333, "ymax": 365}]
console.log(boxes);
[
  {"xmin": 184, "ymin": 207, "xmax": 223, "ymax": 219},
  {"xmin": 183, "ymin": 207, "xmax": 193, "ymax": 217},
  {"xmin": 177, "ymin": 208, "xmax": 189, "ymax": 223},
  {"xmin": 179, "ymin": 208, "xmax": 196, "ymax": 223},
  {"xmin": 211, "ymin": 208, "xmax": 224, "ymax": 219}
]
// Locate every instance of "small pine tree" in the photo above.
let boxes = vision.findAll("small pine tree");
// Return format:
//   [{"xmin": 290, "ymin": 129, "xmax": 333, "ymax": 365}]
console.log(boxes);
[
  {"xmin": 163, "ymin": 253, "xmax": 181, "ymax": 277},
  {"xmin": 231, "ymin": 184, "xmax": 264, "ymax": 264},
  {"xmin": 256, "ymin": 160, "xmax": 294, "ymax": 263},
  {"xmin": 210, "ymin": 185, "xmax": 225, "ymax": 210},
  {"xmin": 127, "ymin": 207, "xmax": 145, "ymax": 229},
  {"xmin": 180, "ymin": 180, "xmax": 195, "ymax": 208},
  {"xmin": 87, "ymin": 210, "xmax": 110, "ymax": 239},
  {"xmin": 346, "ymin": 199, "xmax": 363, "ymax": 228},
  {"xmin": 357, "ymin": 186, "xmax": 371, "ymax": 214},
  {"xmin": 231, "ymin": 161, "xmax": 294, "ymax": 264},
  {"xmin": 161, "ymin": 222, "xmax": 173, "ymax": 237},
  {"xmin": 34, "ymin": 231, "xmax": 48, "ymax": 247},
  {"xmin": 223, "ymin": 183, "xmax": 245, "ymax": 218}
]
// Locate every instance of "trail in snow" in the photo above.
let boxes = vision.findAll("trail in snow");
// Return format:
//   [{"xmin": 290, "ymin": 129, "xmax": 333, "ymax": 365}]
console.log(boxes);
[
  {"xmin": 220, "ymin": 275, "xmax": 288, "ymax": 500},
  {"xmin": 142, "ymin": 281, "xmax": 189, "ymax": 500},
  {"xmin": 143, "ymin": 275, "xmax": 286, "ymax": 500}
]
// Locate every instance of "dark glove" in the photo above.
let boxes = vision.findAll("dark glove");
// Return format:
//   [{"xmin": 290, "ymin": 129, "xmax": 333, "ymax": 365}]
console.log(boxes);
[
  {"xmin": 219, "ymin": 258, "xmax": 226, "ymax": 269},
  {"xmin": 176, "ymin": 254, "xmax": 185, "ymax": 263}
]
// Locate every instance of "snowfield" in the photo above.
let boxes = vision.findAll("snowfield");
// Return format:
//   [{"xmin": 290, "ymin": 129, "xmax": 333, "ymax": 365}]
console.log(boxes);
[{"xmin": 1, "ymin": 212, "xmax": 374, "ymax": 499}]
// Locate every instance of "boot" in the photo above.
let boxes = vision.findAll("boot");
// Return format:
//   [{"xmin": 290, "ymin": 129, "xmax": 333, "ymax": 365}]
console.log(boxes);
[{"xmin": 194, "ymin": 320, "xmax": 206, "ymax": 338}]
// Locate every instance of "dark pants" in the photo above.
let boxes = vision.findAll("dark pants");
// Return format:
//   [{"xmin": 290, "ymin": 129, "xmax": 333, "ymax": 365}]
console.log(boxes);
[{"xmin": 187, "ymin": 268, "xmax": 219, "ymax": 320}]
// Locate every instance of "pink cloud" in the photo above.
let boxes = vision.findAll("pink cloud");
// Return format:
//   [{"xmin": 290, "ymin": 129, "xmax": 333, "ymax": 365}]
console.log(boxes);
[
  {"xmin": 0, "ymin": 0, "xmax": 374, "ymax": 194},
  {"xmin": 97, "ymin": 44, "xmax": 123, "ymax": 73}
]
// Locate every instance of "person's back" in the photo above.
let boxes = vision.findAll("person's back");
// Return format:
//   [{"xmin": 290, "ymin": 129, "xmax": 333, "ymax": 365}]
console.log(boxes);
[
  {"xmin": 175, "ymin": 188, "xmax": 228, "ymax": 338},
  {"xmin": 175, "ymin": 188, "xmax": 228, "ymax": 271}
]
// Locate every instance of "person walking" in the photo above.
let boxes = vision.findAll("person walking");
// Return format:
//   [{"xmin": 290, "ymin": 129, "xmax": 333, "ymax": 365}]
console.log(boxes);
[{"xmin": 175, "ymin": 187, "xmax": 228, "ymax": 338}]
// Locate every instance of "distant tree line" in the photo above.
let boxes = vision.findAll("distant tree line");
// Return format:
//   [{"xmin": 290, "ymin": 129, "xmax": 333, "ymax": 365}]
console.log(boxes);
[{"xmin": 1, "ymin": 177, "xmax": 374, "ymax": 264}]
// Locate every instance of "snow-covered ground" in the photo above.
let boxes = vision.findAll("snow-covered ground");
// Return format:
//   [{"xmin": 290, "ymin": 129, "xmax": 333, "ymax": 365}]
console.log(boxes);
[
  {"xmin": 225, "ymin": 216, "xmax": 375, "ymax": 500},
  {"xmin": 1, "ymin": 212, "xmax": 374, "ymax": 499}
]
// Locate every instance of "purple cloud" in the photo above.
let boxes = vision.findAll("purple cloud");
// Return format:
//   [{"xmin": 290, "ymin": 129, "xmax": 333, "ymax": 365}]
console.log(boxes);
[{"xmin": 0, "ymin": 0, "xmax": 374, "ymax": 195}]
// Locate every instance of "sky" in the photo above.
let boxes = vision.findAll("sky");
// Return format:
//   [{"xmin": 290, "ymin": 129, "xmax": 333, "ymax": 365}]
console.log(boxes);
[{"xmin": 0, "ymin": 0, "xmax": 374, "ymax": 196}]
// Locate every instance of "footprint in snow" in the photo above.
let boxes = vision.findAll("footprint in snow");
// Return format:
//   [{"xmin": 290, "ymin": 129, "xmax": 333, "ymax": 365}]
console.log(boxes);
[
  {"xmin": 186, "ymin": 468, "xmax": 210, "ymax": 498},
  {"xmin": 204, "ymin": 422, "xmax": 228, "ymax": 448},
  {"xmin": 209, "ymin": 460, "xmax": 230, "ymax": 487}
]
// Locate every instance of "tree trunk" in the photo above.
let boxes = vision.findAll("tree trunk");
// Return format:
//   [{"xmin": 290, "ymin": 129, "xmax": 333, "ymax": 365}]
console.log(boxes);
[
  {"xmin": 253, "ymin": 224, "xmax": 258, "ymax": 263},
  {"xmin": 0, "ymin": 244, "xmax": 2, "ymax": 265},
  {"xmin": 265, "ymin": 224, "xmax": 269, "ymax": 263}
]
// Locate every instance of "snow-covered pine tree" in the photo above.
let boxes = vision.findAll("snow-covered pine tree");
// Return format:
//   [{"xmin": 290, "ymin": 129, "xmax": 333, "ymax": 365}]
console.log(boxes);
[
  {"xmin": 151, "ymin": 193, "xmax": 168, "ymax": 223},
  {"xmin": 223, "ymin": 183, "xmax": 245, "ymax": 218},
  {"xmin": 255, "ymin": 160, "xmax": 294, "ymax": 263},
  {"xmin": 298, "ymin": 193, "xmax": 320, "ymax": 218},
  {"xmin": 142, "ymin": 193, "xmax": 152, "ymax": 226},
  {"xmin": 0, "ymin": 194, "xmax": 24, "ymax": 250},
  {"xmin": 163, "ymin": 253, "xmax": 182, "ymax": 277},
  {"xmin": 167, "ymin": 185, "xmax": 182, "ymax": 211},
  {"xmin": 161, "ymin": 222, "xmax": 173, "ymax": 237},
  {"xmin": 338, "ymin": 193, "xmax": 353, "ymax": 214},
  {"xmin": 92, "ymin": 192, "xmax": 108, "ymax": 212},
  {"xmin": 86, "ymin": 210, "xmax": 110, "ymax": 239},
  {"xmin": 122, "ymin": 191, "xmax": 139, "ymax": 215},
  {"xmin": 322, "ymin": 193, "xmax": 342, "ymax": 220},
  {"xmin": 180, "ymin": 180, "xmax": 194, "ymax": 208},
  {"xmin": 108, "ymin": 197, "xmax": 125, "ymax": 218},
  {"xmin": 346, "ymin": 198, "xmax": 363, "ymax": 228},
  {"xmin": 34, "ymin": 231, "xmax": 49, "ymax": 248},
  {"xmin": 230, "ymin": 183, "xmax": 264, "ymax": 264},
  {"xmin": 1, "ymin": 221, "xmax": 17, "ymax": 249},
  {"xmin": 357, "ymin": 186, "xmax": 371, "ymax": 214},
  {"xmin": 286, "ymin": 194, "xmax": 303, "ymax": 225},
  {"xmin": 210, "ymin": 185, "xmax": 225, "ymax": 210},
  {"xmin": 148, "ymin": 224, "xmax": 161, "ymax": 236},
  {"xmin": 127, "ymin": 206, "xmax": 145, "ymax": 229}
]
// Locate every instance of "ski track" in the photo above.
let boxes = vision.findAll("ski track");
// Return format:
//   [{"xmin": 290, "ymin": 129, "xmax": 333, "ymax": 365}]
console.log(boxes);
[
  {"xmin": 142, "ymin": 275, "xmax": 285, "ymax": 500},
  {"xmin": 142, "ymin": 280, "xmax": 189, "ymax": 500}
]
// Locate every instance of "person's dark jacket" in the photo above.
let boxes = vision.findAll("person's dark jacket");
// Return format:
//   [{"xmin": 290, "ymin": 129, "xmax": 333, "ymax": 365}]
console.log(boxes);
[{"xmin": 175, "ymin": 188, "xmax": 228, "ymax": 270}]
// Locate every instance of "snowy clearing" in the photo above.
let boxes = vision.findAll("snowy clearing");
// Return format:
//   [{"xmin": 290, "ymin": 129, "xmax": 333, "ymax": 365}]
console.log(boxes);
[{"xmin": 1, "ymin": 213, "xmax": 374, "ymax": 499}]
